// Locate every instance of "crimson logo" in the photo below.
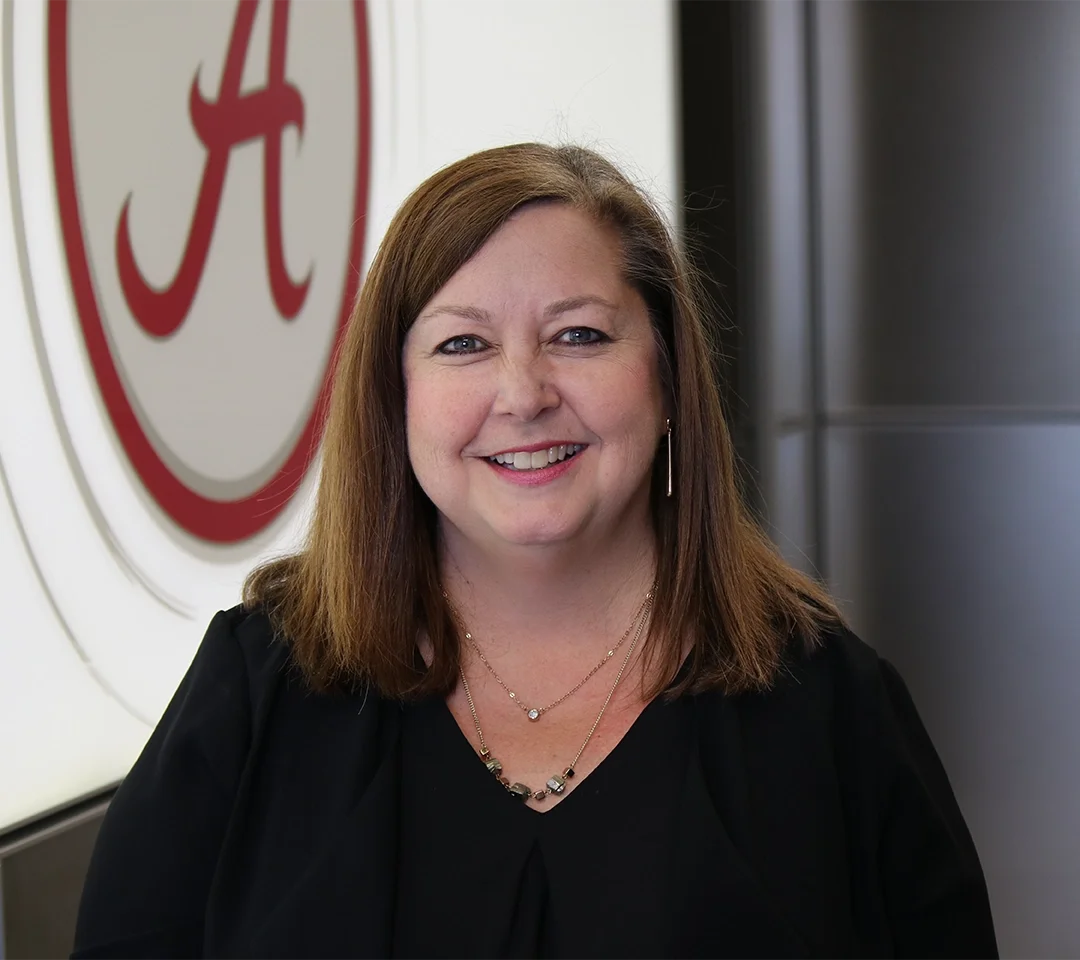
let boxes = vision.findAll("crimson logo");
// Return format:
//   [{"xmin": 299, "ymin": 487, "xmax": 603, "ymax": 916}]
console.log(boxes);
[{"xmin": 49, "ymin": 0, "xmax": 371, "ymax": 543}]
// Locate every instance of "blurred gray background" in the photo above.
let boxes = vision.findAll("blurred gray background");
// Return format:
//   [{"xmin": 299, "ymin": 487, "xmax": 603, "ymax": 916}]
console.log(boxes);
[{"xmin": 680, "ymin": 2, "xmax": 1079, "ymax": 955}]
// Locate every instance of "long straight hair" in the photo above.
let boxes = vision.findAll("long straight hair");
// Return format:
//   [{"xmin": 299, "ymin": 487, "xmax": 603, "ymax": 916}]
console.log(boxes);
[{"xmin": 244, "ymin": 143, "xmax": 842, "ymax": 698}]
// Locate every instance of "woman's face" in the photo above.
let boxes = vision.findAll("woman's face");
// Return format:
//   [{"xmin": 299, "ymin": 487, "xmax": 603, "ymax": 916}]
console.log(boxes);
[{"xmin": 402, "ymin": 203, "xmax": 666, "ymax": 556}]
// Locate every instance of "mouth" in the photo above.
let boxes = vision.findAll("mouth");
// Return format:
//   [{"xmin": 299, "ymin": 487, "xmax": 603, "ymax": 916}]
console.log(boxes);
[{"xmin": 487, "ymin": 443, "xmax": 586, "ymax": 472}]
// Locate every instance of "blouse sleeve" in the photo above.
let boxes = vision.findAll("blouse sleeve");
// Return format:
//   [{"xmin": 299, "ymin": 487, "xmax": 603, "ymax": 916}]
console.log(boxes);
[
  {"xmin": 873, "ymin": 657, "xmax": 998, "ymax": 958},
  {"xmin": 72, "ymin": 610, "xmax": 252, "ymax": 959}
]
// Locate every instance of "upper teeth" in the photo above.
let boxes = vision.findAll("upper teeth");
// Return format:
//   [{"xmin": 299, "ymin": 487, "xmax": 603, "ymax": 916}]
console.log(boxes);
[{"xmin": 489, "ymin": 444, "xmax": 584, "ymax": 470}]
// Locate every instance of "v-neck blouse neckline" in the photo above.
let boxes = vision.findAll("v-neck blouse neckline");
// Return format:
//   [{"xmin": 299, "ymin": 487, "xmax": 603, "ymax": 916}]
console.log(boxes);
[{"xmin": 433, "ymin": 688, "xmax": 665, "ymax": 820}]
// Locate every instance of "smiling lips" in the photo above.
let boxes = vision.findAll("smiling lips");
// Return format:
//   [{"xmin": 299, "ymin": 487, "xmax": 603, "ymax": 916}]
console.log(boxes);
[{"xmin": 488, "ymin": 443, "xmax": 586, "ymax": 471}]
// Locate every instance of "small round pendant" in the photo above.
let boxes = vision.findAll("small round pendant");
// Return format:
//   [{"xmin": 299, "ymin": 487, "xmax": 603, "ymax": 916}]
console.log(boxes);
[{"xmin": 527, "ymin": 708, "xmax": 540, "ymax": 721}]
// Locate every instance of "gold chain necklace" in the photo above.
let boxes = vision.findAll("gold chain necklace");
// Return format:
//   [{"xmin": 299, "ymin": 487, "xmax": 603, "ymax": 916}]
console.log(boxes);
[
  {"xmin": 458, "ymin": 593, "xmax": 649, "ymax": 722},
  {"xmin": 456, "ymin": 589, "xmax": 654, "ymax": 803}
]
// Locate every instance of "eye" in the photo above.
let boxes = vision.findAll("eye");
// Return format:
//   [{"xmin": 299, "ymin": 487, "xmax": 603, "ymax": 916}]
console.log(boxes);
[
  {"xmin": 437, "ymin": 335, "xmax": 488, "ymax": 355},
  {"xmin": 557, "ymin": 327, "xmax": 608, "ymax": 346}
]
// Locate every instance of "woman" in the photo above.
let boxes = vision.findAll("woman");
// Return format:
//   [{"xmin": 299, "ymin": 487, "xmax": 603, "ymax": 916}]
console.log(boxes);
[{"xmin": 73, "ymin": 144, "xmax": 997, "ymax": 958}]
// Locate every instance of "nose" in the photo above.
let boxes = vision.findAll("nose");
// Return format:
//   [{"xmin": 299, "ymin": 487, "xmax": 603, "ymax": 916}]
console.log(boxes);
[{"xmin": 492, "ymin": 354, "xmax": 560, "ymax": 421}]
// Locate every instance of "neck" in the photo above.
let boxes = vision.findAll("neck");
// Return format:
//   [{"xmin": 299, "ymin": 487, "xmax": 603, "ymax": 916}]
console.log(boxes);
[{"xmin": 439, "ymin": 524, "xmax": 657, "ymax": 654}]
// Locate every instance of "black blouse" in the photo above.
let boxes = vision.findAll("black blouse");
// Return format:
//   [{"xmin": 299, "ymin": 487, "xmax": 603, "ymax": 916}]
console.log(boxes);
[{"xmin": 72, "ymin": 606, "xmax": 997, "ymax": 958}]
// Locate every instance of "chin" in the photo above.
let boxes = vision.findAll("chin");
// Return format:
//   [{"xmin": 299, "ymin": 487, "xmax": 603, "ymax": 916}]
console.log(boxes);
[
  {"xmin": 481, "ymin": 510, "xmax": 584, "ymax": 550},
  {"xmin": 489, "ymin": 526, "xmax": 579, "ymax": 550}
]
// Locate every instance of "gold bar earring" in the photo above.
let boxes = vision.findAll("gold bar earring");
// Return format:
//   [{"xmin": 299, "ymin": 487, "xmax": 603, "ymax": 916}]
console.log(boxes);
[{"xmin": 666, "ymin": 419, "xmax": 673, "ymax": 498}]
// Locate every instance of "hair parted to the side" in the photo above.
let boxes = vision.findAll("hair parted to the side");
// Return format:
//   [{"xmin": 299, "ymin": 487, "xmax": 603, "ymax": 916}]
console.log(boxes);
[{"xmin": 244, "ymin": 142, "xmax": 843, "ymax": 699}]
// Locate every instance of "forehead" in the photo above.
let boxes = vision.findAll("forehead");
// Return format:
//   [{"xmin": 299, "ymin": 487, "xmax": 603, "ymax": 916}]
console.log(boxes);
[{"xmin": 426, "ymin": 204, "xmax": 627, "ymax": 308}]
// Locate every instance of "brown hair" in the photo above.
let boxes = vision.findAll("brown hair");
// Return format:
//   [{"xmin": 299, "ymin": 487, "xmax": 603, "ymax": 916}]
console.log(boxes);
[{"xmin": 244, "ymin": 143, "xmax": 842, "ymax": 698}]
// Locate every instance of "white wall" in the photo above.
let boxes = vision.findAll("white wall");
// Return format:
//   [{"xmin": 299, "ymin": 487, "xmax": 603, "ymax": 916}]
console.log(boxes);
[{"xmin": 0, "ymin": 0, "xmax": 677, "ymax": 832}]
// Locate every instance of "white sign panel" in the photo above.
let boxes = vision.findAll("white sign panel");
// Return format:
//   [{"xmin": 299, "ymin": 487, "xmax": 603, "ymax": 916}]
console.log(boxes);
[{"xmin": 0, "ymin": 0, "xmax": 675, "ymax": 832}]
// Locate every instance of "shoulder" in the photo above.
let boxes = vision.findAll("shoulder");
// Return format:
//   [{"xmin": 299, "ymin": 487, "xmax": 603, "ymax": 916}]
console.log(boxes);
[
  {"xmin": 715, "ymin": 622, "xmax": 928, "ymax": 793},
  {"xmin": 691, "ymin": 623, "xmax": 997, "ymax": 954},
  {"xmin": 203, "ymin": 603, "xmax": 393, "ymax": 755},
  {"xmin": 721, "ymin": 622, "xmax": 970, "ymax": 834},
  {"xmin": 210, "ymin": 601, "xmax": 279, "ymax": 658},
  {"xmin": 765, "ymin": 621, "xmax": 898, "ymax": 722},
  {"xmin": 770, "ymin": 629, "xmax": 997, "ymax": 954},
  {"xmin": 195, "ymin": 602, "xmax": 297, "ymax": 709},
  {"xmin": 125, "ymin": 604, "xmax": 291, "ymax": 790},
  {"xmin": 717, "ymin": 621, "xmax": 888, "ymax": 717}
]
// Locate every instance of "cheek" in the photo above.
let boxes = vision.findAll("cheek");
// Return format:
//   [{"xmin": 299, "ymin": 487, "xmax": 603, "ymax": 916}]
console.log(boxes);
[
  {"xmin": 405, "ymin": 382, "xmax": 445, "ymax": 468},
  {"xmin": 404, "ymin": 372, "xmax": 486, "ymax": 469},
  {"xmin": 614, "ymin": 397, "xmax": 663, "ymax": 476},
  {"xmin": 587, "ymin": 359, "xmax": 664, "ymax": 447},
  {"xmin": 403, "ymin": 364, "xmax": 441, "ymax": 474}
]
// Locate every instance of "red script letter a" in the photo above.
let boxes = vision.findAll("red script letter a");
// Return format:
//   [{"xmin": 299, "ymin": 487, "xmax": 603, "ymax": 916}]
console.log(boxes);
[{"xmin": 115, "ymin": 0, "xmax": 310, "ymax": 339}]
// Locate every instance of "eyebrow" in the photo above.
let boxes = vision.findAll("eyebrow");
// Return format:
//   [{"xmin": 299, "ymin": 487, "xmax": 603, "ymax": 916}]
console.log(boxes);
[
  {"xmin": 417, "ymin": 304, "xmax": 493, "ymax": 325},
  {"xmin": 417, "ymin": 295, "xmax": 617, "ymax": 325},
  {"xmin": 544, "ymin": 295, "xmax": 618, "ymax": 318}
]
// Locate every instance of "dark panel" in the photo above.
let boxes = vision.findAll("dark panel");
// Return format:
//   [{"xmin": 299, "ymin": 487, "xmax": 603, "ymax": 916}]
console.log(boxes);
[
  {"xmin": 825, "ymin": 425, "xmax": 1080, "ymax": 957},
  {"xmin": 771, "ymin": 429, "xmax": 816, "ymax": 574},
  {"xmin": 2, "ymin": 813, "xmax": 103, "ymax": 958},
  {"xmin": 738, "ymin": 0, "xmax": 813, "ymax": 426},
  {"xmin": 818, "ymin": 1, "xmax": 1080, "ymax": 410},
  {"xmin": 677, "ymin": 1, "xmax": 747, "ymax": 452}
]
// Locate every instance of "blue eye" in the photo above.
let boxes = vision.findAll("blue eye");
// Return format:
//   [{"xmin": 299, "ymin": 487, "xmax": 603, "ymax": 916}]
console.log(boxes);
[
  {"xmin": 559, "ymin": 327, "xmax": 607, "ymax": 346},
  {"xmin": 438, "ymin": 335, "xmax": 487, "ymax": 355}
]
